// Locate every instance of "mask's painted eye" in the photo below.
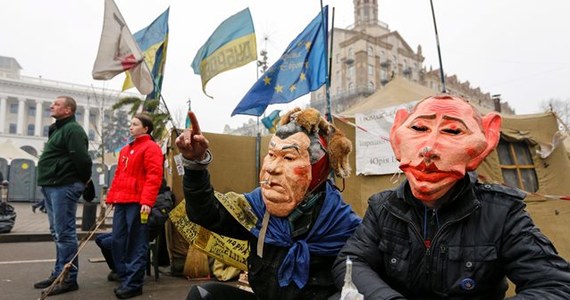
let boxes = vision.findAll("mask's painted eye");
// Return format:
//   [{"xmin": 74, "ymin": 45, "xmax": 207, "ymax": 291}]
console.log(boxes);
[
  {"xmin": 411, "ymin": 125, "xmax": 428, "ymax": 132},
  {"xmin": 442, "ymin": 128, "xmax": 462, "ymax": 135}
]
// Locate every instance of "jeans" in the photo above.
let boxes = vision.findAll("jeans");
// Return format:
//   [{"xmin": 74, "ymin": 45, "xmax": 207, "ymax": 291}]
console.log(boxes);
[
  {"xmin": 112, "ymin": 203, "xmax": 149, "ymax": 291},
  {"xmin": 95, "ymin": 232, "xmax": 114, "ymax": 270},
  {"xmin": 41, "ymin": 182, "xmax": 85, "ymax": 283}
]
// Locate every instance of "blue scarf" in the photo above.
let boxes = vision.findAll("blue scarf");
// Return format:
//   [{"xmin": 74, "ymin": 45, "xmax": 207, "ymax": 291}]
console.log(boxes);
[{"xmin": 245, "ymin": 180, "xmax": 361, "ymax": 288}]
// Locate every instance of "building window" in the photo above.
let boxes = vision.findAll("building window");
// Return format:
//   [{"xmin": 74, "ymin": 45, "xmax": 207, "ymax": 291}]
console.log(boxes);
[
  {"xmin": 368, "ymin": 81, "xmax": 375, "ymax": 90},
  {"xmin": 76, "ymin": 110, "xmax": 83, "ymax": 120},
  {"xmin": 43, "ymin": 125, "xmax": 50, "ymax": 137},
  {"xmin": 349, "ymin": 65, "xmax": 355, "ymax": 80},
  {"xmin": 348, "ymin": 48, "xmax": 354, "ymax": 60},
  {"xmin": 368, "ymin": 46, "xmax": 374, "ymax": 56},
  {"xmin": 10, "ymin": 103, "xmax": 18, "ymax": 114},
  {"xmin": 368, "ymin": 64, "xmax": 374, "ymax": 76},
  {"xmin": 89, "ymin": 129, "xmax": 96, "ymax": 141},
  {"xmin": 496, "ymin": 138, "xmax": 538, "ymax": 192},
  {"xmin": 27, "ymin": 124, "xmax": 34, "ymax": 136},
  {"xmin": 89, "ymin": 113, "xmax": 97, "ymax": 124},
  {"xmin": 43, "ymin": 107, "xmax": 51, "ymax": 117},
  {"xmin": 28, "ymin": 105, "xmax": 36, "ymax": 116},
  {"xmin": 9, "ymin": 123, "xmax": 16, "ymax": 134}
]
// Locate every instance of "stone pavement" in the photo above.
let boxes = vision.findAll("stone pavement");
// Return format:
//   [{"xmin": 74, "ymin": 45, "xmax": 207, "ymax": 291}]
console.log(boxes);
[
  {"xmin": 0, "ymin": 201, "xmax": 112, "ymax": 243},
  {"xmin": 0, "ymin": 201, "xmax": 239, "ymax": 299}
]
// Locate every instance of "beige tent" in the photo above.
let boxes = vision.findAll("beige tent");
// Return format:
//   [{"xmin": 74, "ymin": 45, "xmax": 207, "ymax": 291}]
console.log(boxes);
[
  {"xmin": 163, "ymin": 80, "xmax": 570, "ymax": 280},
  {"xmin": 342, "ymin": 77, "xmax": 435, "ymax": 116},
  {"xmin": 0, "ymin": 140, "xmax": 38, "ymax": 162},
  {"xmin": 333, "ymin": 79, "xmax": 570, "ymax": 263}
]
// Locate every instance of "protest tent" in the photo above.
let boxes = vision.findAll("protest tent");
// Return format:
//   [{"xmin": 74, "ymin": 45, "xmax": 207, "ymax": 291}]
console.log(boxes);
[
  {"xmin": 0, "ymin": 140, "xmax": 38, "ymax": 163},
  {"xmin": 335, "ymin": 78, "xmax": 570, "ymax": 261}
]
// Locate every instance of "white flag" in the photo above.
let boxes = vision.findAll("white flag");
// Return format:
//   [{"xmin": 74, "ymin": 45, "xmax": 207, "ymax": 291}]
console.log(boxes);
[{"xmin": 92, "ymin": 0, "xmax": 153, "ymax": 95}]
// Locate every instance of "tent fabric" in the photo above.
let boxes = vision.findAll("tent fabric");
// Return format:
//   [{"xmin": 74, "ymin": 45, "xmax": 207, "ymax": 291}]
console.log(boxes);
[
  {"xmin": 340, "ymin": 76, "xmax": 493, "ymax": 117},
  {"xmin": 0, "ymin": 141, "xmax": 38, "ymax": 163},
  {"xmin": 163, "ymin": 89, "xmax": 570, "ymax": 275},
  {"xmin": 478, "ymin": 112, "xmax": 570, "ymax": 198},
  {"xmin": 332, "ymin": 80, "xmax": 570, "ymax": 262}
]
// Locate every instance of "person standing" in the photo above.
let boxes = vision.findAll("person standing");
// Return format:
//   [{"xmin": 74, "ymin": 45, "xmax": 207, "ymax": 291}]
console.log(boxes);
[
  {"xmin": 106, "ymin": 112, "xmax": 163, "ymax": 299},
  {"xmin": 34, "ymin": 95, "xmax": 92, "ymax": 296}
]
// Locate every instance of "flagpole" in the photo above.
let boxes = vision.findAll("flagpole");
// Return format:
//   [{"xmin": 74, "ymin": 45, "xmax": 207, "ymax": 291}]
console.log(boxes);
[
  {"xmin": 319, "ymin": 0, "xmax": 333, "ymax": 122},
  {"xmin": 429, "ymin": 0, "xmax": 447, "ymax": 93},
  {"xmin": 327, "ymin": 7, "xmax": 335, "ymax": 123}
]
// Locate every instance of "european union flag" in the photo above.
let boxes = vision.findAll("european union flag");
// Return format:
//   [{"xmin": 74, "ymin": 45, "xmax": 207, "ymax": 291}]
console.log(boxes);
[
  {"xmin": 123, "ymin": 7, "xmax": 169, "ymax": 102},
  {"xmin": 261, "ymin": 109, "xmax": 281, "ymax": 133},
  {"xmin": 232, "ymin": 6, "xmax": 328, "ymax": 117}
]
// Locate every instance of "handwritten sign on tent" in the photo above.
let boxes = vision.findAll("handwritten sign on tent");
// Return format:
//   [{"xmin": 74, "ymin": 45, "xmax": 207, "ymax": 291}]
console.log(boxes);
[{"xmin": 354, "ymin": 101, "xmax": 417, "ymax": 175}]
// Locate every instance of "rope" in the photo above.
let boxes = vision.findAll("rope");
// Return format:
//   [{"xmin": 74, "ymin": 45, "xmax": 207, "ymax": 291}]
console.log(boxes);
[{"xmin": 39, "ymin": 205, "xmax": 114, "ymax": 299}]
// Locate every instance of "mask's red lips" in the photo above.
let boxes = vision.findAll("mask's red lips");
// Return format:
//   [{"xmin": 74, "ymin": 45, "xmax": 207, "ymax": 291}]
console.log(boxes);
[{"xmin": 401, "ymin": 161, "xmax": 463, "ymax": 182}]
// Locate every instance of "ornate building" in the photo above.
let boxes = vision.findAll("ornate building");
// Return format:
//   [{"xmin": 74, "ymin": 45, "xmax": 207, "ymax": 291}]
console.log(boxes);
[
  {"xmin": 0, "ymin": 55, "xmax": 138, "ymax": 157},
  {"xmin": 310, "ymin": 0, "xmax": 515, "ymax": 115}
]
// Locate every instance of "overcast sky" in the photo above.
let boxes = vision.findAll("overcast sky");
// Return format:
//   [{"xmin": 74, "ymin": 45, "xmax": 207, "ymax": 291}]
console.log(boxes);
[{"xmin": 2, "ymin": 1, "xmax": 569, "ymax": 133}]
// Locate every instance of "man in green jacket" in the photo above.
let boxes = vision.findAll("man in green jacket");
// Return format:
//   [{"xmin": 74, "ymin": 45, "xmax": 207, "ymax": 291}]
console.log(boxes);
[{"xmin": 34, "ymin": 95, "xmax": 92, "ymax": 296}]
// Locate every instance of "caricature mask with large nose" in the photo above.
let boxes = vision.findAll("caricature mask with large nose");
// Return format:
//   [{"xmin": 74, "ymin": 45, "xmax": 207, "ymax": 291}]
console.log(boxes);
[
  {"xmin": 390, "ymin": 95, "xmax": 502, "ymax": 205},
  {"xmin": 260, "ymin": 132, "xmax": 313, "ymax": 217}
]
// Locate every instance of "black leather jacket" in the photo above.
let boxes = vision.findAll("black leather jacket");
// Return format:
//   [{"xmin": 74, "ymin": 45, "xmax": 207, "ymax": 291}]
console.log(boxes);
[{"xmin": 332, "ymin": 173, "xmax": 570, "ymax": 299}]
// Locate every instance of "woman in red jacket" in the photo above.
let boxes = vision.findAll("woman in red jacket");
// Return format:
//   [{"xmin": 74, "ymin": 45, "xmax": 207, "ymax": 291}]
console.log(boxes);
[{"xmin": 106, "ymin": 113, "xmax": 164, "ymax": 299}]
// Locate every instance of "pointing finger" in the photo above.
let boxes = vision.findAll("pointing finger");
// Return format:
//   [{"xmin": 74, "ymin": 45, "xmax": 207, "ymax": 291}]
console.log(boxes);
[{"xmin": 188, "ymin": 111, "xmax": 202, "ymax": 135}]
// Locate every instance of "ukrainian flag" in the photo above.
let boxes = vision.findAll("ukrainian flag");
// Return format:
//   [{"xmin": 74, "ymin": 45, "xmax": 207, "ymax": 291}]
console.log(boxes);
[
  {"xmin": 123, "ymin": 8, "xmax": 169, "ymax": 101},
  {"xmin": 191, "ymin": 8, "xmax": 257, "ymax": 97},
  {"xmin": 261, "ymin": 110, "xmax": 281, "ymax": 133}
]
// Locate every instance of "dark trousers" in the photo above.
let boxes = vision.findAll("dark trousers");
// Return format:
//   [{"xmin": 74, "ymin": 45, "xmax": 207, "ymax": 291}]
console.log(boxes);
[
  {"xmin": 112, "ymin": 203, "xmax": 149, "ymax": 291},
  {"xmin": 95, "ymin": 232, "xmax": 114, "ymax": 270}
]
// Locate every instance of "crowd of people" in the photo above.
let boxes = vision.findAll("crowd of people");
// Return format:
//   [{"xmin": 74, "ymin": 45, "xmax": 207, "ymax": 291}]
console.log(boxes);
[{"xmin": 31, "ymin": 94, "xmax": 570, "ymax": 299}]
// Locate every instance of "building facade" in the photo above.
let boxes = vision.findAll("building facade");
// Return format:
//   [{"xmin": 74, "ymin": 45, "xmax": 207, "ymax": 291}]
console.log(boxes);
[
  {"xmin": 310, "ymin": 0, "xmax": 515, "ymax": 115},
  {"xmin": 0, "ymin": 56, "xmax": 138, "ymax": 157}
]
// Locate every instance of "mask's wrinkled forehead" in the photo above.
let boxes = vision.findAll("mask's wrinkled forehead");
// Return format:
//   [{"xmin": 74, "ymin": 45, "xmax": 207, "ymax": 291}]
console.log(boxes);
[
  {"xmin": 268, "ymin": 139, "xmax": 302, "ymax": 153},
  {"xmin": 274, "ymin": 122, "xmax": 326, "ymax": 164}
]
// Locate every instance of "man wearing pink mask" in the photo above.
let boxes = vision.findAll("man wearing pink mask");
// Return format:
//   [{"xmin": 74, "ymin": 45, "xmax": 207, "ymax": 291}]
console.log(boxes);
[
  {"xmin": 332, "ymin": 95, "xmax": 570, "ymax": 299},
  {"xmin": 176, "ymin": 108, "xmax": 361, "ymax": 300}
]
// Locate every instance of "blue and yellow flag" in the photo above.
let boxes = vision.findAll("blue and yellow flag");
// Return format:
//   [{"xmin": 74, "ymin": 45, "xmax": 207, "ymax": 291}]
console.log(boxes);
[
  {"xmin": 261, "ymin": 110, "xmax": 281, "ymax": 133},
  {"xmin": 123, "ymin": 7, "xmax": 169, "ymax": 101},
  {"xmin": 232, "ymin": 6, "xmax": 328, "ymax": 117},
  {"xmin": 191, "ymin": 8, "xmax": 257, "ymax": 97}
]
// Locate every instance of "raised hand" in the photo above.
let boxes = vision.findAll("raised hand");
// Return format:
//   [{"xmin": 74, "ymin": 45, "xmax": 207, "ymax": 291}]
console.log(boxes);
[{"xmin": 175, "ymin": 111, "xmax": 210, "ymax": 160}]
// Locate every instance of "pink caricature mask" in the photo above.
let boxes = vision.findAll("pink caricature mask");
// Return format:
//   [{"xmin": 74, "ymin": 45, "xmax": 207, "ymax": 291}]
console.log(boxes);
[
  {"xmin": 260, "ymin": 132, "xmax": 313, "ymax": 217},
  {"xmin": 390, "ymin": 95, "xmax": 502, "ymax": 205}
]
